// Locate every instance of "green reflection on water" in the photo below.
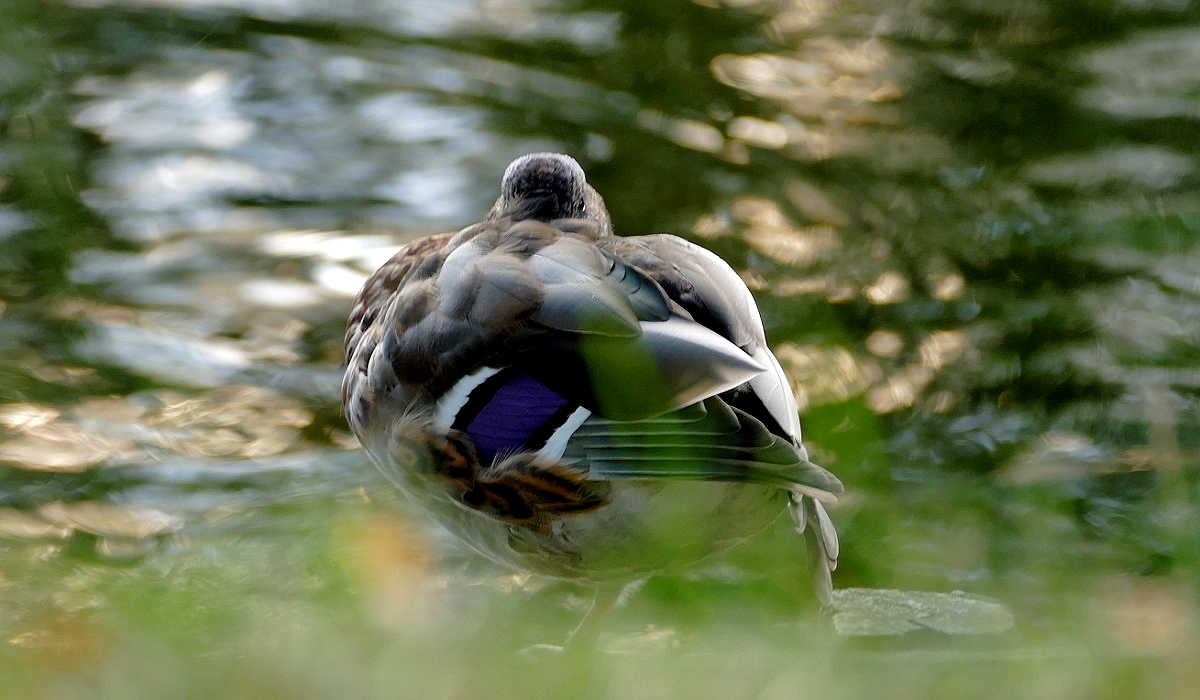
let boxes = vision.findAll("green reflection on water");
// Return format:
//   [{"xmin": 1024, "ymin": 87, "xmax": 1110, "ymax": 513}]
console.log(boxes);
[{"xmin": 1, "ymin": 0, "xmax": 1199, "ymax": 695}]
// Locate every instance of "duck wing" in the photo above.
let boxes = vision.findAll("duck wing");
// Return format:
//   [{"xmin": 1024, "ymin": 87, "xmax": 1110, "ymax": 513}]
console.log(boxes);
[{"xmin": 588, "ymin": 232, "xmax": 842, "ymax": 601}]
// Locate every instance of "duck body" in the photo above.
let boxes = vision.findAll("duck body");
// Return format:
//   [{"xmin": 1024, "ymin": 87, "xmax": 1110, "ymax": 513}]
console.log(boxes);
[{"xmin": 343, "ymin": 154, "xmax": 841, "ymax": 598}]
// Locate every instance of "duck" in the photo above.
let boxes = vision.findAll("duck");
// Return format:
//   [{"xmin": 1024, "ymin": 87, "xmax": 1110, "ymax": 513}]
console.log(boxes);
[{"xmin": 342, "ymin": 153, "xmax": 842, "ymax": 642}]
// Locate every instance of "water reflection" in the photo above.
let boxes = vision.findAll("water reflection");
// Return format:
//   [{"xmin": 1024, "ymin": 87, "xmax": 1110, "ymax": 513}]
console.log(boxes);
[{"xmin": 2, "ymin": 0, "xmax": 1199, "ymax": 692}]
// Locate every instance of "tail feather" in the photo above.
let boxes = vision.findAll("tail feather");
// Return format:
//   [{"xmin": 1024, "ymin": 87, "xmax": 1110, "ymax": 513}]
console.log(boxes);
[{"xmin": 790, "ymin": 492, "xmax": 839, "ymax": 606}]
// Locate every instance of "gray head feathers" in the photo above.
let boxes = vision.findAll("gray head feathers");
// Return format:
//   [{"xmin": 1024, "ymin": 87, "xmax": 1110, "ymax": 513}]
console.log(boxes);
[{"xmin": 492, "ymin": 153, "xmax": 611, "ymax": 234}]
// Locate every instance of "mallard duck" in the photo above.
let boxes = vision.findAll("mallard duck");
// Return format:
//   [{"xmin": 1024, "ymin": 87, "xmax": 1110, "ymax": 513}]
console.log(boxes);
[{"xmin": 342, "ymin": 153, "xmax": 842, "ymax": 635}]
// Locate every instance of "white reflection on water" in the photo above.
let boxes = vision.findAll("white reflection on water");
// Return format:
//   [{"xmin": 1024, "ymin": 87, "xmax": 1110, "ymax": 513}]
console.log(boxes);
[
  {"xmin": 1083, "ymin": 26, "xmax": 1200, "ymax": 120},
  {"xmin": 0, "ymin": 206, "xmax": 36, "ymax": 239},
  {"xmin": 74, "ymin": 68, "xmax": 256, "ymax": 150},
  {"xmin": 862, "ymin": 270, "xmax": 910, "ymax": 305},
  {"xmin": 1024, "ymin": 146, "xmax": 1195, "ymax": 192},
  {"xmin": 0, "ymin": 386, "xmax": 315, "ymax": 473},
  {"xmin": 257, "ymin": 229, "xmax": 403, "ymax": 296},
  {"xmin": 0, "ymin": 508, "xmax": 72, "ymax": 539},
  {"xmin": 38, "ymin": 501, "xmax": 182, "ymax": 540},
  {"xmin": 774, "ymin": 344, "xmax": 880, "ymax": 412},
  {"xmin": 1085, "ymin": 277, "xmax": 1200, "ymax": 359},
  {"xmin": 1000, "ymin": 431, "xmax": 1115, "ymax": 485},
  {"xmin": 0, "ymin": 404, "xmax": 135, "ymax": 472},
  {"xmin": 71, "ymin": 38, "xmax": 620, "ymax": 241},
  {"xmin": 78, "ymin": 322, "xmax": 251, "ymax": 388},
  {"xmin": 70, "ymin": 0, "xmax": 619, "ymax": 46},
  {"xmin": 637, "ymin": 110, "xmax": 726, "ymax": 155}
]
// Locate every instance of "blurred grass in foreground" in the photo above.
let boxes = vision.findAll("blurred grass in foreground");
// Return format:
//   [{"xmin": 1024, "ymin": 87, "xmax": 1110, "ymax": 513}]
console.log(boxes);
[{"xmin": 0, "ymin": 468, "xmax": 1195, "ymax": 699}]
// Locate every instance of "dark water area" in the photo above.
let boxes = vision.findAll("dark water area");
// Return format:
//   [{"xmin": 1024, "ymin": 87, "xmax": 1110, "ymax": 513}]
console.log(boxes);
[{"xmin": 2, "ymin": 0, "xmax": 1199, "ymax": 695}]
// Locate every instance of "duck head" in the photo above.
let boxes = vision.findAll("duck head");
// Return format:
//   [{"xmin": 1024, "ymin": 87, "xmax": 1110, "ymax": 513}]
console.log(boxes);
[{"xmin": 487, "ymin": 152, "xmax": 612, "ymax": 234}]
